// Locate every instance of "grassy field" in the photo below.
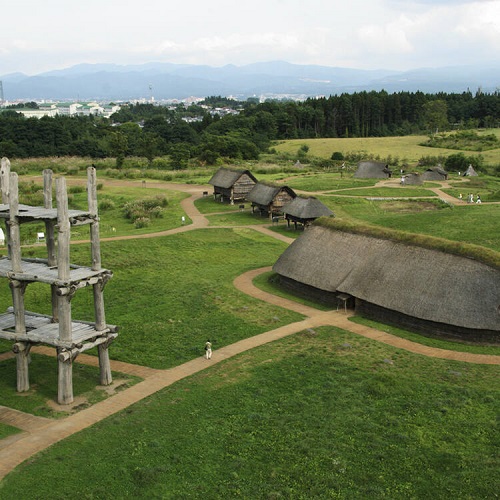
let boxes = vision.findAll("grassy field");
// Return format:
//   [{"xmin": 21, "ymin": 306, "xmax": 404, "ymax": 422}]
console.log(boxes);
[
  {"xmin": 1, "ymin": 328, "xmax": 498, "ymax": 498},
  {"xmin": 0, "ymin": 355, "xmax": 142, "ymax": 417},
  {"xmin": 0, "ymin": 230, "xmax": 304, "ymax": 369},
  {"xmin": 273, "ymin": 131, "xmax": 500, "ymax": 166},
  {"xmin": 329, "ymin": 186, "xmax": 438, "ymax": 198},
  {"xmin": 0, "ymin": 165, "xmax": 499, "ymax": 497}
]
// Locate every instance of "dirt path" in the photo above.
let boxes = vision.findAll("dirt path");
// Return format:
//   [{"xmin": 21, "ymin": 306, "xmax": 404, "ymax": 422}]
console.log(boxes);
[{"xmin": 0, "ymin": 178, "xmax": 498, "ymax": 480}]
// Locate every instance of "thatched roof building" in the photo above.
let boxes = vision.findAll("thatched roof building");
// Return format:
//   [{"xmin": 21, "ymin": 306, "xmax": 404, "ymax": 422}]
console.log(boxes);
[
  {"xmin": 422, "ymin": 166, "xmax": 448, "ymax": 181},
  {"xmin": 273, "ymin": 225, "xmax": 500, "ymax": 341},
  {"xmin": 208, "ymin": 167, "xmax": 257, "ymax": 203},
  {"xmin": 282, "ymin": 196, "xmax": 334, "ymax": 229},
  {"xmin": 402, "ymin": 173, "xmax": 423, "ymax": 185},
  {"xmin": 247, "ymin": 183, "xmax": 296, "ymax": 219},
  {"xmin": 354, "ymin": 161, "xmax": 392, "ymax": 179},
  {"xmin": 464, "ymin": 165, "xmax": 478, "ymax": 177}
]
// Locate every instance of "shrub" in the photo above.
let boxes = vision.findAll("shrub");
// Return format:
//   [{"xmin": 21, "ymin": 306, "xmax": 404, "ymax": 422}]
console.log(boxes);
[
  {"xmin": 98, "ymin": 198, "xmax": 115, "ymax": 211},
  {"xmin": 68, "ymin": 185, "xmax": 85, "ymax": 194},
  {"xmin": 134, "ymin": 217, "xmax": 150, "ymax": 229}
]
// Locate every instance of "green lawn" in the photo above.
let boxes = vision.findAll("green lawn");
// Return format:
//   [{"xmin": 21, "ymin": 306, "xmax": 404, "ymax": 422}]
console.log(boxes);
[
  {"xmin": 0, "ymin": 354, "xmax": 142, "ymax": 418},
  {"xmin": 330, "ymin": 187, "xmax": 438, "ymax": 197},
  {"xmin": 0, "ymin": 229, "xmax": 304, "ymax": 368},
  {"xmin": 0, "ymin": 168, "xmax": 499, "ymax": 497},
  {"xmin": 2, "ymin": 328, "xmax": 498, "ymax": 498},
  {"xmin": 0, "ymin": 422, "xmax": 21, "ymax": 440}
]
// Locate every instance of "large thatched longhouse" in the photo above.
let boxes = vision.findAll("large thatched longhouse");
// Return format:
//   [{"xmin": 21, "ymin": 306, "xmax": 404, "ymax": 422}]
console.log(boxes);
[{"xmin": 273, "ymin": 224, "xmax": 500, "ymax": 342}]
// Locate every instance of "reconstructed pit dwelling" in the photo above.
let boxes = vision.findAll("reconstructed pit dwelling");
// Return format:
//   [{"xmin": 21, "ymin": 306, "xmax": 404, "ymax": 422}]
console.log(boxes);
[
  {"xmin": 274, "ymin": 223, "xmax": 500, "ymax": 343},
  {"xmin": 0, "ymin": 158, "xmax": 117, "ymax": 404}
]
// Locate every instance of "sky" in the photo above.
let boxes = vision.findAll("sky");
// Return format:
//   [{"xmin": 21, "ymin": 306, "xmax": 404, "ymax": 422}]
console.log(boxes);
[{"xmin": 1, "ymin": 0, "xmax": 499, "ymax": 75}]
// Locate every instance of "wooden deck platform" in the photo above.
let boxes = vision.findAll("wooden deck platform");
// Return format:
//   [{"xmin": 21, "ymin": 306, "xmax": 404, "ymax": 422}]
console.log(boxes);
[
  {"xmin": 0, "ymin": 204, "xmax": 94, "ymax": 225},
  {"xmin": 0, "ymin": 257, "xmax": 111, "ymax": 286},
  {"xmin": 0, "ymin": 310, "xmax": 117, "ymax": 348}
]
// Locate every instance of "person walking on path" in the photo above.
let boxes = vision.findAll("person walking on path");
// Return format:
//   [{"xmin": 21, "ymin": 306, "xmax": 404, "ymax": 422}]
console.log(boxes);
[{"xmin": 205, "ymin": 340, "xmax": 212, "ymax": 359}]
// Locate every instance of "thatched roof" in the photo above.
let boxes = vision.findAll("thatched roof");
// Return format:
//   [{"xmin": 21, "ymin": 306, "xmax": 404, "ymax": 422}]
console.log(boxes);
[
  {"xmin": 426, "ymin": 166, "xmax": 448, "ymax": 176},
  {"xmin": 273, "ymin": 225, "xmax": 500, "ymax": 331},
  {"xmin": 422, "ymin": 166, "xmax": 448, "ymax": 181},
  {"xmin": 208, "ymin": 167, "xmax": 257, "ymax": 188},
  {"xmin": 403, "ymin": 173, "xmax": 423, "ymax": 185},
  {"xmin": 354, "ymin": 161, "xmax": 392, "ymax": 178},
  {"xmin": 247, "ymin": 182, "xmax": 296, "ymax": 205},
  {"xmin": 283, "ymin": 196, "xmax": 334, "ymax": 219},
  {"xmin": 464, "ymin": 165, "xmax": 478, "ymax": 177}
]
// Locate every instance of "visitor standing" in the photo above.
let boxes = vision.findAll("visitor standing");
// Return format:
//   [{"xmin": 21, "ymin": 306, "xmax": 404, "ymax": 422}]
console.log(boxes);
[{"xmin": 205, "ymin": 340, "xmax": 212, "ymax": 359}]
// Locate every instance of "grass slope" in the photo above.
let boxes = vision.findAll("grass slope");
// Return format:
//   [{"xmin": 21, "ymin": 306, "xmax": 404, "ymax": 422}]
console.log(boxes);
[{"xmin": 2, "ymin": 328, "xmax": 498, "ymax": 498}]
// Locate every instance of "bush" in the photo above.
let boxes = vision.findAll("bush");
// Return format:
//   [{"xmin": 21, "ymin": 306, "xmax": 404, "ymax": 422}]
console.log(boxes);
[
  {"xmin": 134, "ymin": 217, "xmax": 150, "ymax": 229},
  {"xmin": 69, "ymin": 185, "xmax": 85, "ymax": 194},
  {"xmin": 98, "ymin": 198, "xmax": 115, "ymax": 211}
]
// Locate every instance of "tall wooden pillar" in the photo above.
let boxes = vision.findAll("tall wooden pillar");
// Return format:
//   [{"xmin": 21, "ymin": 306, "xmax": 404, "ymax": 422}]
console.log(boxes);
[
  {"xmin": 87, "ymin": 167, "xmax": 112, "ymax": 386},
  {"xmin": 1, "ymin": 158, "xmax": 11, "ymax": 258},
  {"xmin": 13, "ymin": 342, "xmax": 31, "ymax": 392},
  {"xmin": 8, "ymin": 173, "xmax": 30, "ymax": 391},
  {"xmin": 56, "ymin": 177, "xmax": 73, "ymax": 404},
  {"xmin": 43, "ymin": 169, "xmax": 58, "ymax": 322}
]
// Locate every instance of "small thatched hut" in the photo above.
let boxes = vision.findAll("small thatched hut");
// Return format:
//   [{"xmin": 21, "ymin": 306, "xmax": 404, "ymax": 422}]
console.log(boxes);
[
  {"xmin": 282, "ymin": 196, "xmax": 334, "ymax": 229},
  {"xmin": 354, "ymin": 161, "xmax": 392, "ymax": 179},
  {"xmin": 422, "ymin": 166, "xmax": 448, "ymax": 181},
  {"xmin": 464, "ymin": 165, "xmax": 478, "ymax": 177},
  {"xmin": 247, "ymin": 182, "xmax": 296, "ymax": 219},
  {"xmin": 273, "ymin": 225, "xmax": 500, "ymax": 342},
  {"xmin": 208, "ymin": 167, "xmax": 258, "ymax": 204},
  {"xmin": 402, "ymin": 173, "xmax": 423, "ymax": 185}
]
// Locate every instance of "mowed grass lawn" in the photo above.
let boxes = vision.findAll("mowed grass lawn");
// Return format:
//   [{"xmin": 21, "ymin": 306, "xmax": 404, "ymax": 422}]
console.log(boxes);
[
  {"xmin": 2, "ymin": 328, "xmax": 498, "ymax": 498},
  {"xmin": 0, "ymin": 229, "xmax": 303, "ymax": 369}
]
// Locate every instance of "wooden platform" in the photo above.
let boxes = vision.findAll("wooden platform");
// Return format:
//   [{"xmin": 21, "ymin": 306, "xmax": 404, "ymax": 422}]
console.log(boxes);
[
  {"xmin": 0, "ymin": 204, "xmax": 94, "ymax": 225},
  {"xmin": 0, "ymin": 310, "xmax": 117, "ymax": 348},
  {"xmin": 0, "ymin": 257, "xmax": 112, "ymax": 286}
]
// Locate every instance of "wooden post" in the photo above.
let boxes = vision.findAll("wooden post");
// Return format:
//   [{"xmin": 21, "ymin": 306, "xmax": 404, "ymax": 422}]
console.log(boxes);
[
  {"xmin": 0, "ymin": 157, "xmax": 10, "ymax": 203},
  {"xmin": 43, "ymin": 169, "xmax": 58, "ymax": 322},
  {"xmin": 9, "ymin": 174, "xmax": 25, "ymax": 335},
  {"xmin": 56, "ymin": 176, "xmax": 72, "ymax": 341},
  {"xmin": 8, "ymin": 173, "xmax": 30, "ymax": 392},
  {"xmin": 56, "ymin": 176, "xmax": 73, "ymax": 404},
  {"xmin": 87, "ymin": 167, "xmax": 112, "ymax": 385},
  {"xmin": 1, "ymin": 158, "xmax": 11, "ymax": 258},
  {"xmin": 58, "ymin": 354, "xmax": 73, "ymax": 405},
  {"xmin": 13, "ymin": 342, "xmax": 31, "ymax": 392}
]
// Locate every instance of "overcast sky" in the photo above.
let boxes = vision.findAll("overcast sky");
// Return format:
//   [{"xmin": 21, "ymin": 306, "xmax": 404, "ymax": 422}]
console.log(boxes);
[{"xmin": 1, "ymin": 0, "xmax": 499, "ymax": 75}]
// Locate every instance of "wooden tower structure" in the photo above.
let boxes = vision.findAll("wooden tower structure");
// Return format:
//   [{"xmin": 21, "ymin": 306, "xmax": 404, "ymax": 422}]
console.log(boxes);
[{"xmin": 0, "ymin": 158, "xmax": 117, "ymax": 404}]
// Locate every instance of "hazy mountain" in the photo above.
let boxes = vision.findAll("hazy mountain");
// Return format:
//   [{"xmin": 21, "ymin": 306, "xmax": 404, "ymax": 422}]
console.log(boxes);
[{"xmin": 1, "ymin": 61, "xmax": 498, "ymax": 101}]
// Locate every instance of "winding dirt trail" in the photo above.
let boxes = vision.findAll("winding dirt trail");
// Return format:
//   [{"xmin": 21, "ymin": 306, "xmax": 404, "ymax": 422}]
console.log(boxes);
[{"xmin": 0, "ymin": 177, "xmax": 498, "ymax": 481}]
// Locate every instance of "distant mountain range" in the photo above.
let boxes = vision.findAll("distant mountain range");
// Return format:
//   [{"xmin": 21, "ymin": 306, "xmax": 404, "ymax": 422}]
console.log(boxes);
[{"xmin": 1, "ymin": 61, "xmax": 499, "ymax": 101}]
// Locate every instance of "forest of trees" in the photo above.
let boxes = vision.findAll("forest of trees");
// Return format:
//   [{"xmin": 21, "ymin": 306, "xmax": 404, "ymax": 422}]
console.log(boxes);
[{"xmin": 0, "ymin": 90, "xmax": 498, "ymax": 167}]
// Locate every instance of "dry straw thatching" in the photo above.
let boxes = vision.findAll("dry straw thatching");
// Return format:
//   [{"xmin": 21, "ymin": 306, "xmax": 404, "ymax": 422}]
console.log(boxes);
[
  {"xmin": 354, "ymin": 161, "xmax": 392, "ymax": 179},
  {"xmin": 273, "ymin": 221, "xmax": 500, "ymax": 334},
  {"xmin": 282, "ymin": 196, "xmax": 334, "ymax": 220}
]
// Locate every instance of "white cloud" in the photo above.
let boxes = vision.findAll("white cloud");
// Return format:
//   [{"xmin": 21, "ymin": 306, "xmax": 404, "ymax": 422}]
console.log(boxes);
[{"xmin": 1, "ymin": 0, "xmax": 499, "ymax": 74}]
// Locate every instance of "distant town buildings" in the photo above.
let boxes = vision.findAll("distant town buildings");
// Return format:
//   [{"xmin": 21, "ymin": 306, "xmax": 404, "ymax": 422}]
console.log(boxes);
[{"xmin": 2, "ymin": 101, "xmax": 121, "ymax": 119}]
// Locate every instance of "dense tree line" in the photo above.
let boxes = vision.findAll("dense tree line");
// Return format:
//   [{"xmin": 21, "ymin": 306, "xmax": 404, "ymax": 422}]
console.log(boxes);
[{"xmin": 0, "ymin": 90, "xmax": 498, "ymax": 165}]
